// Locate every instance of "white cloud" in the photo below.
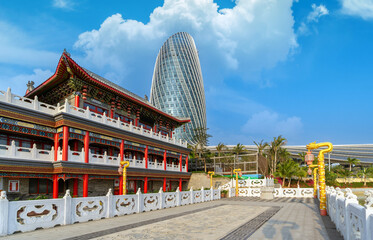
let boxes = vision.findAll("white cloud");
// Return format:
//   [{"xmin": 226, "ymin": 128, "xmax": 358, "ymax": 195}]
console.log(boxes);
[
  {"xmin": 53, "ymin": 0, "xmax": 74, "ymax": 10},
  {"xmin": 2, "ymin": 69, "xmax": 53, "ymax": 95},
  {"xmin": 297, "ymin": 4, "xmax": 329, "ymax": 35},
  {"xmin": 74, "ymin": 0, "xmax": 297, "ymax": 92},
  {"xmin": 242, "ymin": 110, "xmax": 303, "ymax": 139},
  {"xmin": 308, "ymin": 4, "xmax": 329, "ymax": 22},
  {"xmin": 340, "ymin": 0, "xmax": 373, "ymax": 19}
]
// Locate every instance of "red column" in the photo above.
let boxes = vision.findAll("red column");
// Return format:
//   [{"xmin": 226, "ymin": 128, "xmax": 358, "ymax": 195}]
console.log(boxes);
[
  {"xmin": 83, "ymin": 174, "xmax": 88, "ymax": 197},
  {"xmin": 144, "ymin": 177, "xmax": 148, "ymax": 193},
  {"xmin": 53, "ymin": 174, "xmax": 59, "ymax": 199},
  {"xmin": 186, "ymin": 155, "xmax": 189, "ymax": 172},
  {"xmin": 84, "ymin": 131, "xmax": 89, "ymax": 163},
  {"xmin": 179, "ymin": 178, "xmax": 182, "ymax": 191},
  {"xmin": 179, "ymin": 154, "xmax": 182, "ymax": 172},
  {"xmin": 120, "ymin": 139, "xmax": 124, "ymax": 161},
  {"xmin": 62, "ymin": 126, "xmax": 69, "ymax": 161},
  {"xmin": 73, "ymin": 178, "xmax": 78, "ymax": 197},
  {"xmin": 119, "ymin": 176, "xmax": 123, "ymax": 195},
  {"xmin": 154, "ymin": 125, "xmax": 157, "ymax": 132},
  {"xmin": 163, "ymin": 177, "xmax": 167, "ymax": 191},
  {"xmin": 163, "ymin": 151, "xmax": 167, "ymax": 170},
  {"xmin": 145, "ymin": 146, "xmax": 148, "ymax": 169},
  {"xmin": 110, "ymin": 108, "xmax": 114, "ymax": 118},
  {"xmin": 75, "ymin": 94, "xmax": 80, "ymax": 108},
  {"xmin": 54, "ymin": 133, "xmax": 59, "ymax": 161}
]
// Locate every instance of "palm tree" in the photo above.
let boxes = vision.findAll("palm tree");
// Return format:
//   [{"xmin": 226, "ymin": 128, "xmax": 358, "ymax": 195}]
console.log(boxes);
[
  {"xmin": 337, "ymin": 168, "xmax": 351, "ymax": 184},
  {"xmin": 232, "ymin": 143, "xmax": 245, "ymax": 170},
  {"xmin": 275, "ymin": 159, "xmax": 298, "ymax": 187},
  {"xmin": 269, "ymin": 135, "xmax": 286, "ymax": 176},
  {"xmin": 295, "ymin": 166, "xmax": 307, "ymax": 187},
  {"xmin": 357, "ymin": 167, "xmax": 373, "ymax": 186},
  {"xmin": 216, "ymin": 142, "xmax": 226, "ymax": 158},
  {"xmin": 254, "ymin": 140, "xmax": 269, "ymax": 176},
  {"xmin": 347, "ymin": 157, "xmax": 360, "ymax": 172}
]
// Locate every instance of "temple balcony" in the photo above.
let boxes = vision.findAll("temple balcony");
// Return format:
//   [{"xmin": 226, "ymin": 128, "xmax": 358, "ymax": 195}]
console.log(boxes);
[
  {"xmin": 0, "ymin": 141, "xmax": 187, "ymax": 172},
  {"xmin": 0, "ymin": 88, "xmax": 188, "ymax": 148}
]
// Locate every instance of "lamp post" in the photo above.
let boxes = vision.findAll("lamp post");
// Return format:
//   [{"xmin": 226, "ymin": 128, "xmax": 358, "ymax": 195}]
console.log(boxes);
[
  {"xmin": 118, "ymin": 161, "xmax": 130, "ymax": 195},
  {"xmin": 233, "ymin": 168, "xmax": 241, "ymax": 197},
  {"xmin": 306, "ymin": 142, "xmax": 333, "ymax": 216},
  {"xmin": 208, "ymin": 171, "xmax": 214, "ymax": 189}
]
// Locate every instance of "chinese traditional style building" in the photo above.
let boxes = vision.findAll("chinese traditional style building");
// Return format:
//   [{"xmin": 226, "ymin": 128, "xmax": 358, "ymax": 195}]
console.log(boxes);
[{"xmin": 0, "ymin": 51, "xmax": 191, "ymax": 200}]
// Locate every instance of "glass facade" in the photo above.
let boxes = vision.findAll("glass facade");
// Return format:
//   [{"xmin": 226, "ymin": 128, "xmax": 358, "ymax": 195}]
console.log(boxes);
[{"xmin": 150, "ymin": 32, "xmax": 206, "ymax": 145}]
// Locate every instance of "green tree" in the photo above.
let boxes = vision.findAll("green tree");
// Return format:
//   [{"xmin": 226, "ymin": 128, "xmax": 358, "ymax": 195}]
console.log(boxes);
[
  {"xmin": 275, "ymin": 159, "xmax": 298, "ymax": 187},
  {"xmin": 347, "ymin": 157, "xmax": 360, "ymax": 172},
  {"xmin": 232, "ymin": 143, "xmax": 246, "ymax": 170},
  {"xmin": 216, "ymin": 142, "xmax": 226, "ymax": 158},
  {"xmin": 192, "ymin": 127, "xmax": 212, "ymax": 172},
  {"xmin": 337, "ymin": 167, "xmax": 352, "ymax": 184},
  {"xmin": 295, "ymin": 166, "xmax": 307, "ymax": 187},
  {"xmin": 269, "ymin": 135, "xmax": 287, "ymax": 176},
  {"xmin": 254, "ymin": 140, "xmax": 269, "ymax": 176},
  {"xmin": 357, "ymin": 167, "xmax": 373, "ymax": 186}
]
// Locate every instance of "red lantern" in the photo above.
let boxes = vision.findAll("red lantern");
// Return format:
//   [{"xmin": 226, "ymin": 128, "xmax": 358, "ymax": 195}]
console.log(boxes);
[{"xmin": 305, "ymin": 150, "xmax": 314, "ymax": 165}]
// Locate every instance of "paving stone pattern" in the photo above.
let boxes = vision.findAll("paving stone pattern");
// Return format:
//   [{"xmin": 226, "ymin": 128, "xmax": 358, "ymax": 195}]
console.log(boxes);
[{"xmin": 220, "ymin": 206, "xmax": 281, "ymax": 240}]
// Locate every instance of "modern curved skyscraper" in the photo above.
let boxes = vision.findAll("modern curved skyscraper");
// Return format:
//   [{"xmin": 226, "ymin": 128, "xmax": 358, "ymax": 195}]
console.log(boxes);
[{"xmin": 150, "ymin": 32, "xmax": 206, "ymax": 145}]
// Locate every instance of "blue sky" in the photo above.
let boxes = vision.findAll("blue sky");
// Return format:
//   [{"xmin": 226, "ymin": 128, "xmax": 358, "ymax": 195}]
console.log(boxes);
[{"xmin": 0, "ymin": 0, "xmax": 372, "ymax": 146}]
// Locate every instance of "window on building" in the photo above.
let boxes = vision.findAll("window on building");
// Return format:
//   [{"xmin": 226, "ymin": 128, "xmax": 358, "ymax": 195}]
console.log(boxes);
[
  {"xmin": 29, "ymin": 178, "xmax": 53, "ymax": 195},
  {"xmin": 83, "ymin": 102, "xmax": 108, "ymax": 115},
  {"xmin": 114, "ymin": 113, "xmax": 133, "ymax": 124}
]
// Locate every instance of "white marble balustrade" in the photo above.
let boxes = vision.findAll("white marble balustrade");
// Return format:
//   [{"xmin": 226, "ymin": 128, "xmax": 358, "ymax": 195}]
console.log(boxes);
[
  {"xmin": 326, "ymin": 186, "xmax": 373, "ymax": 240},
  {"xmin": 0, "ymin": 187, "xmax": 221, "ymax": 236},
  {"xmin": 0, "ymin": 141, "xmax": 54, "ymax": 162},
  {"xmin": 0, "ymin": 142, "xmax": 187, "ymax": 172},
  {"xmin": 0, "ymin": 88, "xmax": 187, "ymax": 148}
]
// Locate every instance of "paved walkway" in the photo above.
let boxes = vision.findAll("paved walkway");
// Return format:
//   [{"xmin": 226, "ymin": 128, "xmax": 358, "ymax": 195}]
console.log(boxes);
[{"xmin": 1, "ymin": 198, "xmax": 340, "ymax": 240}]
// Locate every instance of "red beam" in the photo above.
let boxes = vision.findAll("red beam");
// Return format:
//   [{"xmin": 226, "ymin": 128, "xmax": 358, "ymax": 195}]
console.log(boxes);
[{"xmin": 62, "ymin": 126, "xmax": 68, "ymax": 161}]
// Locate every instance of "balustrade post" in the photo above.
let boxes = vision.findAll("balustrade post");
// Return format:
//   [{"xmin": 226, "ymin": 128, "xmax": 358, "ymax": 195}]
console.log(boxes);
[
  {"xmin": 64, "ymin": 99, "xmax": 69, "ymax": 113},
  {"xmin": 50, "ymin": 147, "xmax": 55, "ymax": 161},
  {"xmin": 33, "ymin": 95, "xmax": 39, "ymax": 110},
  {"xmin": 176, "ymin": 187, "xmax": 181, "ymax": 207},
  {"xmin": 201, "ymin": 187, "xmax": 205, "ymax": 202},
  {"xmin": 5, "ymin": 88, "xmax": 11, "ymax": 103},
  {"xmin": 104, "ymin": 151, "xmax": 108, "ymax": 164},
  {"xmin": 103, "ymin": 112, "xmax": 107, "ymax": 124},
  {"xmin": 211, "ymin": 187, "xmax": 214, "ymax": 201},
  {"xmin": 117, "ymin": 117, "xmax": 121, "ymax": 128},
  {"xmin": 140, "ymin": 125, "xmax": 144, "ymax": 135},
  {"xmin": 85, "ymin": 106, "xmax": 90, "ymax": 119},
  {"xmin": 159, "ymin": 187, "xmax": 163, "ymax": 209},
  {"xmin": 129, "ymin": 122, "xmax": 133, "ymax": 131},
  {"xmin": 63, "ymin": 190, "xmax": 72, "ymax": 225},
  {"xmin": 9, "ymin": 140, "xmax": 16, "ymax": 157},
  {"xmin": 106, "ymin": 189, "xmax": 114, "ymax": 218},
  {"xmin": 190, "ymin": 187, "xmax": 194, "ymax": 204},
  {"xmin": 31, "ymin": 143, "xmax": 37, "ymax": 159},
  {"xmin": 136, "ymin": 188, "xmax": 143, "ymax": 213},
  {"xmin": 0, "ymin": 191, "xmax": 9, "ymax": 236},
  {"xmin": 218, "ymin": 187, "xmax": 222, "ymax": 200}
]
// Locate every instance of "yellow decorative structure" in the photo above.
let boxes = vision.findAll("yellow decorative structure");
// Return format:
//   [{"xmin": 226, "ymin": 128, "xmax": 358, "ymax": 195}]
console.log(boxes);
[
  {"xmin": 233, "ymin": 169, "xmax": 242, "ymax": 197},
  {"xmin": 208, "ymin": 171, "xmax": 215, "ymax": 188},
  {"xmin": 119, "ymin": 161, "xmax": 130, "ymax": 195},
  {"xmin": 306, "ymin": 142, "xmax": 333, "ymax": 216}
]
